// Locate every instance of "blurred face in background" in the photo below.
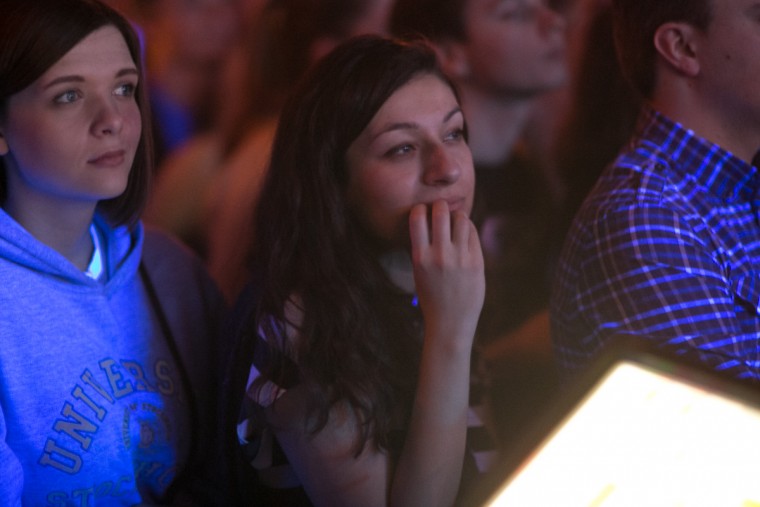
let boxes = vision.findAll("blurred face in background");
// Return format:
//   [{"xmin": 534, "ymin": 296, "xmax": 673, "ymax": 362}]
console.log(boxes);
[
  {"xmin": 457, "ymin": 0, "xmax": 568, "ymax": 98},
  {"xmin": 156, "ymin": 0, "xmax": 242, "ymax": 64}
]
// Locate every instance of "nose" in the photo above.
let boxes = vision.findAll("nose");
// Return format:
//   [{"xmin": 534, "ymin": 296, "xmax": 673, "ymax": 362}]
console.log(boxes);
[
  {"xmin": 90, "ymin": 97, "xmax": 124, "ymax": 137},
  {"xmin": 423, "ymin": 145, "xmax": 461, "ymax": 186}
]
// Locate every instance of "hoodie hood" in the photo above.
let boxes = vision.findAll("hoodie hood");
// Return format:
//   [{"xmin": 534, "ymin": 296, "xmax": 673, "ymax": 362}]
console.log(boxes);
[{"xmin": 0, "ymin": 208, "xmax": 143, "ymax": 294}]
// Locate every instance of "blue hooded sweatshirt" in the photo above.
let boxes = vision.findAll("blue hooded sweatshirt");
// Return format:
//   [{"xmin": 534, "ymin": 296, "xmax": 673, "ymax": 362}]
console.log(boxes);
[{"xmin": 0, "ymin": 209, "xmax": 226, "ymax": 506}]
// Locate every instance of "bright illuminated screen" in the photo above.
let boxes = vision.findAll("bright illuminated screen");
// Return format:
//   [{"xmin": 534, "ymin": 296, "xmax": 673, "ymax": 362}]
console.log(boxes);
[{"xmin": 484, "ymin": 360, "xmax": 760, "ymax": 507}]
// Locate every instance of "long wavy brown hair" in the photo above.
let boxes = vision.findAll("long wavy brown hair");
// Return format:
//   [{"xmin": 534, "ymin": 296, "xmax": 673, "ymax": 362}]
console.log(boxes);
[{"xmin": 245, "ymin": 35, "xmax": 462, "ymax": 452}]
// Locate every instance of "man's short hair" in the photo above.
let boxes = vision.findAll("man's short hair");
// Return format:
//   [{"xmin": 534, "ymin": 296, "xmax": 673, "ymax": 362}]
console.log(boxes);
[{"xmin": 612, "ymin": 0, "xmax": 712, "ymax": 98}]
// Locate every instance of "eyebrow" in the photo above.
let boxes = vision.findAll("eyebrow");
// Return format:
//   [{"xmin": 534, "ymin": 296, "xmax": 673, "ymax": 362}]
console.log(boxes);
[
  {"xmin": 371, "ymin": 106, "xmax": 463, "ymax": 141},
  {"xmin": 42, "ymin": 68, "xmax": 139, "ymax": 90}
]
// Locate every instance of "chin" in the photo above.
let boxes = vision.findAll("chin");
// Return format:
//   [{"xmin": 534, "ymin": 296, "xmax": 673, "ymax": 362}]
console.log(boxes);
[{"xmin": 96, "ymin": 183, "xmax": 130, "ymax": 201}]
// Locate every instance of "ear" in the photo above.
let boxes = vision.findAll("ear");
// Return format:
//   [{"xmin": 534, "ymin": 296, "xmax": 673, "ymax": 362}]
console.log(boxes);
[
  {"xmin": 435, "ymin": 39, "xmax": 471, "ymax": 80},
  {"xmin": 653, "ymin": 22, "xmax": 701, "ymax": 77}
]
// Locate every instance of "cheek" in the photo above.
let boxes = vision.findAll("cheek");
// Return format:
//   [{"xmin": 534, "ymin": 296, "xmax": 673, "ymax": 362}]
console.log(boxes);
[
  {"xmin": 8, "ymin": 116, "xmax": 70, "ymax": 169},
  {"xmin": 469, "ymin": 26, "xmax": 522, "ymax": 59},
  {"xmin": 457, "ymin": 156, "xmax": 476, "ymax": 214},
  {"xmin": 463, "ymin": 161, "xmax": 476, "ymax": 195},
  {"xmin": 123, "ymin": 105, "xmax": 143, "ymax": 150},
  {"xmin": 469, "ymin": 43, "xmax": 523, "ymax": 83},
  {"xmin": 350, "ymin": 169, "xmax": 417, "ymax": 243}
]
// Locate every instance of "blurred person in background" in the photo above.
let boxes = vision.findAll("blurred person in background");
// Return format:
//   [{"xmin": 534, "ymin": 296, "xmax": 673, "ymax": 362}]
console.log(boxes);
[
  {"xmin": 137, "ymin": 0, "xmax": 243, "ymax": 164},
  {"xmin": 143, "ymin": 0, "xmax": 266, "ymax": 258},
  {"xmin": 552, "ymin": 0, "xmax": 640, "ymax": 238},
  {"xmin": 202, "ymin": 0, "xmax": 395, "ymax": 301}
]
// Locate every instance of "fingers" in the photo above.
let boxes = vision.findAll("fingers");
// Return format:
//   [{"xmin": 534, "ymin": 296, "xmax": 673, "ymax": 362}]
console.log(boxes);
[
  {"xmin": 456, "ymin": 213, "xmax": 482, "ymax": 261},
  {"xmin": 407, "ymin": 200, "xmax": 485, "ymax": 341},
  {"xmin": 409, "ymin": 203, "xmax": 430, "ymax": 253},
  {"xmin": 451, "ymin": 209, "xmax": 470, "ymax": 247},
  {"xmin": 409, "ymin": 201, "xmax": 451, "ymax": 248},
  {"xmin": 410, "ymin": 200, "xmax": 479, "ymax": 253},
  {"xmin": 431, "ymin": 200, "xmax": 451, "ymax": 245}
]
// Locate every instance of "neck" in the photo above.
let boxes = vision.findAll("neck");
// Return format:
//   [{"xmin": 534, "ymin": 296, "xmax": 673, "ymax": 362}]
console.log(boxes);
[
  {"xmin": 379, "ymin": 250, "xmax": 415, "ymax": 294},
  {"xmin": 458, "ymin": 83, "xmax": 537, "ymax": 167},
  {"xmin": 652, "ymin": 81, "xmax": 760, "ymax": 164},
  {"xmin": 3, "ymin": 194, "xmax": 96, "ymax": 271}
]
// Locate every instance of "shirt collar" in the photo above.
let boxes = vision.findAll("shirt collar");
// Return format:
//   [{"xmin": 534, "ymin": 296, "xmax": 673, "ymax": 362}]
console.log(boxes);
[
  {"xmin": 637, "ymin": 106, "xmax": 760, "ymax": 203},
  {"xmin": 84, "ymin": 223, "xmax": 104, "ymax": 281}
]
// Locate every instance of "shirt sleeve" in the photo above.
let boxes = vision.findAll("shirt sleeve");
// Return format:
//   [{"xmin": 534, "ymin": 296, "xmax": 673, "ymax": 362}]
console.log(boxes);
[
  {"xmin": 235, "ymin": 326, "xmax": 302, "ymax": 490},
  {"xmin": 553, "ymin": 201, "xmax": 760, "ymax": 380}
]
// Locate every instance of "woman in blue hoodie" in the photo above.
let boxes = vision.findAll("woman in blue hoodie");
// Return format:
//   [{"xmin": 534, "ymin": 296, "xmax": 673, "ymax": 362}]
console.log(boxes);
[{"xmin": 0, "ymin": 0, "xmax": 226, "ymax": 504}]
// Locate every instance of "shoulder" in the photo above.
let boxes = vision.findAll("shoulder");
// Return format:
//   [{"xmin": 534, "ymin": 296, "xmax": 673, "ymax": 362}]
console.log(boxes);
[
  {"xmin": 577, "ymin": 139, "xmax": 702, "ymax": 226},
  {"xmin": 560, "ymin": 150, "xmax": 714, "ymax": 275},
  {"xmin": 141, "ymin": 223, "xmax": 228, "ymax": 316},
  {"xmin": 142, "ymin": 225, "xmax": 201, "ymax": 275}
]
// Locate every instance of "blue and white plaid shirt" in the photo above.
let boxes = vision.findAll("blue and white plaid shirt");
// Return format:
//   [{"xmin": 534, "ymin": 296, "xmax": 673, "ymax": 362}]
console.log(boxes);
[{"xmin": 551, "ymin": 107, "xmax": 760, "ymax": 382}]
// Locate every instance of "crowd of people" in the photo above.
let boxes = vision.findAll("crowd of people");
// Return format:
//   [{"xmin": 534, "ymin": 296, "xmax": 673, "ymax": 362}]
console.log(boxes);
[{"xmin": 1, "ymin": 0, "xmax": 758, "ymax": 505}]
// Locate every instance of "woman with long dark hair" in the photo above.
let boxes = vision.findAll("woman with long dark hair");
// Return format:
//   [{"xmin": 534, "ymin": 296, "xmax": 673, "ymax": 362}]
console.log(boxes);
[{"xmin": 223, "ymin": 36, "xmax": 492, "ymax": 506}]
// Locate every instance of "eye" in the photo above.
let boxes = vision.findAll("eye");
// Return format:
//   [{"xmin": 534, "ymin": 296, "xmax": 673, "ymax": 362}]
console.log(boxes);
[
  {"xmin": 385, "ymin": 144, "xmax": 415, "ymax": 158},
  {"xmin": 115, "ymin": 82, "xmax": 137, "ymax": 98},
  {"xmin": 54, "ymin": 90, "xmax": 81, "ymax": 104},
  {"xmin": 445, "ymin": 128, "xmax": 466, "ymax": 143}
]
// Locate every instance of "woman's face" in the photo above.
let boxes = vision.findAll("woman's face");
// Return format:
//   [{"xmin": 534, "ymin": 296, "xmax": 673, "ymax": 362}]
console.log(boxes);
[
  {"xmin": 0, "ymin": 25, "xmax": 141, "ymax": 210},
  {"xmin": 345, "ymin": 73, "xmax": 475, "ymax": 247}
]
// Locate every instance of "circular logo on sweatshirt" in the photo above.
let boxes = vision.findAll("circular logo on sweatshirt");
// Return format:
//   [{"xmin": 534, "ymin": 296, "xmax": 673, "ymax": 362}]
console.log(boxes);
[{"xmin": 122, "ymin": 400, "xmax": 177, "ymax": 489}]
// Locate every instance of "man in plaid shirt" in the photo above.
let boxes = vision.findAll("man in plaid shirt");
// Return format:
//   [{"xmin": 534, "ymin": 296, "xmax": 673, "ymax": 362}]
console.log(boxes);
[{"xmin": 551, "ymin": 0, "xmax": 760, "ymax": 381}]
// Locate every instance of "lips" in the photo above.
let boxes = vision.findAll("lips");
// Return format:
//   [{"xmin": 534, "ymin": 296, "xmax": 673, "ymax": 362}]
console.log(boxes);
[
  {"xmin": 88, "ymin": 149, "xmax": 125, "ymax": 167},
  {"xmin": 421, "ymin": 197, "xmax": 466, "ymax": 213},
  {"xmin": 444, "ymin": 197, "xmax": 466, "ymax": 212}
]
